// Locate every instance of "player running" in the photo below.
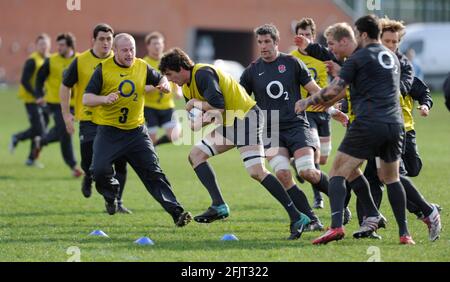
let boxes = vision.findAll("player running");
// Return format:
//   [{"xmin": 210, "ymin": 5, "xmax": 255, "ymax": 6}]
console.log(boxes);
[
  {"xmin": 34, "ymin": 32, "xmax": 82, "ymax": 177},
  {"xmin": 83, "ymin": 33, "xmax": 192, "ymax": 225},
  {"xmin": 160, "ymin": 47, "xmax": 311, "ymax": 240},
  {"xmin": 240, "ymin": 24, "xmax": 347, "ymax": 232},
  {"xmin": 61, "ymin": 24, "xmax": 130, "ymax": 213},
  {"xmin": 291, "ymin": 18, "xmax": 334, "ymax": 209},
  {"xmin": 297, "ymin": 15, "xmax": 412, "ymax": 245},
  {"xmin": 10, "ymin": 34, "xmax": 50, "ymax": 167}
]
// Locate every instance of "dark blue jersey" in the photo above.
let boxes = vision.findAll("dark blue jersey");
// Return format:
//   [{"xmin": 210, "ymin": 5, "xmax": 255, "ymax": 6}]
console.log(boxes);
[
  {"xmin": 339, "ymin": 43, "xmax": 403, "ymax": 124},
  {"xmin": 240, "ymin": 53, "xmax": 312, "ymax": 130}
]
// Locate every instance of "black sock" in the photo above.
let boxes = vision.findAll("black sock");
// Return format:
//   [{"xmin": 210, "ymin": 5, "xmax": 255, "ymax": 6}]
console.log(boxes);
[
  {"xmin": 261, "ymin": 174, "xmax": 300, "ymax": 222},
  {"xmin": 194, "ymin": 162, "xmax": 225, "ymax": 206},
  {"xmin": 407, "ymin": 200, "xmax": 422, "ymax": 217},
  {"xmin": 114, "ymin": 159, "xmax": 127, "ymax": 205},
  {"xmin": 386, "ymin": 181, "xmax": 409, "ymax": 236},
  {"xmin": 155, "ymin": 135, "xmax": 171, "ymax": 146},
  {"xmin": 115, "ymin": 171, "xmax": 126, "ymax": 205},
  {"xmin": 312, "ymin": 172, "xmax": 329, "ymax": 196},
  {"xmin": 329, "ymin": 176, "xmax": 347, "ymax": 228},
  {"xmin": 356, "ymin": 198, "xmax": 364, "ymax": 225},
  {"xmin": 370, "ymin": 182, "xmax": 383, "ymax": 209},
  {"xmin": 344, "ymin": 181, "xmax": 352, "ymax": 207},
  {"xmin": 400, "ymin": 176, "xmax": 433, "ymax": 217},
  {"xmin": 287, "ymin": 185, "xmax": 318, "ymax": 221},
  {"xmin": 357, "ymin": 182, "xmax": 384, "ymax": 225},
  {"xmin": 348, "ymin": 175, "xmax": 379, "ymax": 218},
  {"xmin": 311, "ymin": 164, "xmax": 323, "ymax": 201}
]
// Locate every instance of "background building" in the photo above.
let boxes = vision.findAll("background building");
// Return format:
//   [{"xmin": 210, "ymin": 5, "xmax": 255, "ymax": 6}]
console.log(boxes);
[
  {"xmin": 1, "ymin": 0, "xmax": 449, "ymax": 88},
  {"xmin": 0, "ymin": 0, "xmax": 351, "ymax": 83}
]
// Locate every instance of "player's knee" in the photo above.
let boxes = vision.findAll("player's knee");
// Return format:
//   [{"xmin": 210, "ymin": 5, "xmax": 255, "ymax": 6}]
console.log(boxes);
[
  {"xmin": 377, "ymin": 172, "xmax": 386, "ymax": 184},
  {"xmin": 241, "ymin": 148, "xmax": 265, "ymax": 180},
  {"xmin": 300, "ymin": 169, "xmax": 321, "ymax": 183},
  {"xmin": 190, "ymin": 140, "xmax": 216, "ymax": 166},
  {"xmin": 268, "ymin": 155, "xmax": 290, "ymax": 172},
  {"xmin": 188, "ymin": 149, "xmax": 208, "ymax": 167},
  {"xmin": 348, "ymin": 170, "xmax": 362, "ymax": 182},
  {"xmin": 378, "ymin": 171, "xmax": 399, "ymax": 184},
  {"xmin": 268, "ymin": 155, "xmax": 293, "ymax": 188},
  {"xmin": 383, "ymin": 175, "xmax": 399, "ymax": 184},
  {"xmin": 319, "ymin": 156, "xmax": 328, "ymax": 165},
  {"xmin": 295, "ymin": 154, "xmax": 317, "ymax": 181},
  {"xmin": 275, "ymin": 170, "xmax": 293, "ymax": 189},
  {"xmin": 248, "ymin": 170, "xmax": 261, "ymax": 181},
  {"xmin": 92, "ymin": 166, "xmax": 113, "ymax": 182},
  {"xmin": 247, "ymin": 165, "xmax": 269, "ymax": 182}
]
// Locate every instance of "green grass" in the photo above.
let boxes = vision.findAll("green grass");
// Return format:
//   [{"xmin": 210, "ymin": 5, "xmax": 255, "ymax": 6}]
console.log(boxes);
[{"xmin": 0, "ymin": 86, "xmax": 449, "ymax": 262}]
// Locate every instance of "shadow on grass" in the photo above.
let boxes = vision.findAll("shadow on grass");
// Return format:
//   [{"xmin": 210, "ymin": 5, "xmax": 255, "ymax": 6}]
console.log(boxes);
[{"xmin": 0, "ymin": 175, "xmax": 19, "ymax": 180}]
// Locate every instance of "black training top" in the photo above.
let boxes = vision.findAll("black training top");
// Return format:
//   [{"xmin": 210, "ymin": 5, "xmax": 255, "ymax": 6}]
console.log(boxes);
[
  {"xmin": 240, "ymin": 53, "xmax": 312, "ymax": 129},
  {"xmin": 339, "ymin": 43, "xmax": 403, "ymax": 124}
]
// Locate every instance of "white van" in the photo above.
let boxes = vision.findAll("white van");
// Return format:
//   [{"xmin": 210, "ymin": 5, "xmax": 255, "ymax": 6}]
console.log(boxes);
[{"xmin": 400, "ymin": 23, "xmax": 450, "ymax": 90}]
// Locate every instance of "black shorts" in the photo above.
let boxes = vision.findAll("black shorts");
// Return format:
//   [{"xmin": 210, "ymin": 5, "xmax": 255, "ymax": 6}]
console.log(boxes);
[
  {"xmin": 215, "ymin": 106, "xmax": 263, "ymax": 148},
  {"xmin": 79, "ymin": 121, "xmax": 98, "ymax": 144},
  {"xmin": 144, "ymin": 107, "xmax": 175, "ymax": 128},
  {"xmin": 307, "ymin": 111, "xmax": 331, "ymax": 137},
  {"xmin": 264, "ymin": 123, "xmax": 317, "ymax": 156},
  {"xmin": 339, "ymin": 120, "xmax": 405, "ymax": 163}
]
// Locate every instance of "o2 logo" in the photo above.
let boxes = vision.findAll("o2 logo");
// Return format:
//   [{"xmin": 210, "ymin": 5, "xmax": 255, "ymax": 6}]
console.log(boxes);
[
  {"xmin": 308, "ymin": 67, "xmax": 318, "ymax": 81},
  {"xmin": 118, "ymin": 80, "xmax": 136, "ymax": 97},
  {"xmin": 266, "ymin": 81, "xmax": 289, "ymax": 101},
  {"xmin": 378, "ymin": 51, "xmax": 398, "ymax": 74}
]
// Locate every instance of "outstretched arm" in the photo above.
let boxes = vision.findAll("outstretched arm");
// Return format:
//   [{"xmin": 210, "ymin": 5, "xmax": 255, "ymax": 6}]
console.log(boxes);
[{"xmin": 295, "ymin": 77, "xmax": 348, "ymax": 113}]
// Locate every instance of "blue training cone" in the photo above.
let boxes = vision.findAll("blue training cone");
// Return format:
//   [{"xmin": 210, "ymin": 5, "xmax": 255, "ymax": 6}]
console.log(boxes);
[
  {"xmin": 221, "ymin": 234, "xmax": 239, "ymax": 241},
  {"xmin": 134, "ymin": 237, "xmax": 154, "ymax": 245},
  {"xmin": 89, "ymin": 230, "xmax": 109, "ymax": 238}
]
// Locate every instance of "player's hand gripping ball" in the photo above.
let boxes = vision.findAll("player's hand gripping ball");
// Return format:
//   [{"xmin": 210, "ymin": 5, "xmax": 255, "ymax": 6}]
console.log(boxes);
[{"xmin": 188, "ymin": 107, "xmax": 203, "ymax": 121}]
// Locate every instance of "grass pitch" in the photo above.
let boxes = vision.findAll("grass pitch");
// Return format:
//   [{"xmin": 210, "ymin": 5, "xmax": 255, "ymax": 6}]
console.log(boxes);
[{"xmin": 0, "ymin": 86, "xmax": 449, "ymax": 262}]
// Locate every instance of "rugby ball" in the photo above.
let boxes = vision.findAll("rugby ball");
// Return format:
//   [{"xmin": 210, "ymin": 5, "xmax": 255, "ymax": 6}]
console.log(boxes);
[{"xmin": 188, "ymin": 107, "xmax": 203, "ymax": 121}]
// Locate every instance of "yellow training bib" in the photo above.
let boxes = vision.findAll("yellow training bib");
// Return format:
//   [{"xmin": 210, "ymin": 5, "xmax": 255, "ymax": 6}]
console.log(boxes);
[
  {"xmin": 182, "ymin": 64, "xmax": 256, "ymax": 126},
  {"xmin": 93, "ymin": 57, "xmax": 149, "ymax": 130},
  {"xmin": 18, "ymin": 52, "xmax": 45, "ymax": 103}
]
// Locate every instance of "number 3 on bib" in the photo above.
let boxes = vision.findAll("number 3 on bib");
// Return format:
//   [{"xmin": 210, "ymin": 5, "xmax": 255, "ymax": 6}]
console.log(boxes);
[{"xmin": 119, "ymin": 107, "xmax": 129, "ymax": 124}]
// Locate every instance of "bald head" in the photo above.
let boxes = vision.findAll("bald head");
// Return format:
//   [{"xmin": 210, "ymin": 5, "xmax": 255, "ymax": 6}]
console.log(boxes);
[
  {"xmin": 114, "ymin": 33, "xmax": 136, "ymax": 67},
  {"xmin": 113, "ymin": 33, "xmax": 135, "ymax": 47}
]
